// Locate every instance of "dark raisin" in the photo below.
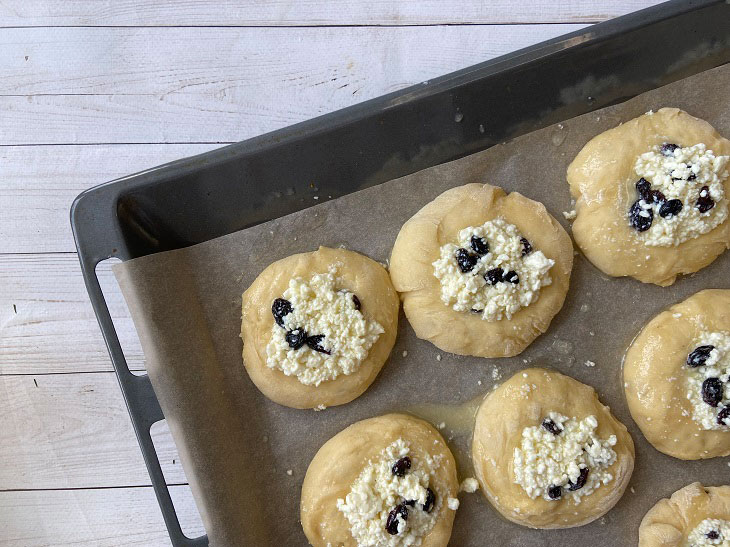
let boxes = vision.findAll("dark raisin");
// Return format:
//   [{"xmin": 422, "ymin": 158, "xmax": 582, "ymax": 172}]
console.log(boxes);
[
  {"xmin": 391, "ymin": 457, "xmax": 411, "ymax": 477},
  {"xmin": 404, "ymin": 499, "xmax": 416, "ymax": 507},
  {"xmin": 717, "ymin": 406, "xmax": 730, "ymax": 427},
  {"xmin": 660, "ymin": 143, "xmax": 679, "ymax": 156},
  {"xmin": 503, "ymin": 270, "xmax": 519, "ymax": 284},
  {"xmin": 547, "ymin": 485, "xmax": 562, "ymax": 500},
  {"xmin": 422, "ymin": 488, "xmax": 436, "ymax": 513},
  {"xmin": 629, "ymin": 200, "xmax": 653, "ymax": 232},
  {"xmin": 271, "ymin": 298, "xmax": 293, "ymax": 327},
  {"xmin": 520, "ymin": 237, "xmax": 532, "ymax": 256},
  {"xmin": 352, "ymin": 294, "xmax": 361, "ymax": 311},
  {"xmin": 702, "ymin": 377, "xmax": 724, "ymax": 407},
  {"xmin": 470, "ymin": 308, "xmax": 483, "ymax": 314},
  {"xmin": 687, "ymin": 345, "xmax": 715, "ymax": 368},
  {"xmin": 305, "ymin": 334, "xmax": 331, "ymax": 355},
  {"xmin": 636, "ymin": 178, "xmax": 651, "ymax": 198},
  {"xmin": 707, "ymin": 530, "xmax": 721, "ymax": 540},
  {"xmin": 696, "ymin": 186, "xmax": 715, "ymax": 213},
  {"xmin": 385, "ymin": 504, "xmax": 409, "ymax": 535},
  {"xmin": 659, "ymin": 199, "xmax": 683, "ymax": 218},
  {"xmin": 285, "ymin": 328, "xmax": 307, "ymax": 349},
  {"xmin": 485, "ymin": 267, "xmax": 504, "ymax": 285},
  {"xmin": 687, "ymin": 170, "xmax": 696, "ymax": 181},
  {"xmin": 542, "ymin": 418, "xmax": 562, "ymax": 435},
  {"xmin": 568, "ymin": 467, "xmax": 590, "ymax": 491},
  {"xmin": 455, "ymin": 248, "xmax": 478, "ymax": 273},
  {"xmin": 649, "ymin": 189, "xmax": 666, "ymax": 204},
  {"xmin": 470, "ymin": 235, "xmax": 490, "ymax": 255}
]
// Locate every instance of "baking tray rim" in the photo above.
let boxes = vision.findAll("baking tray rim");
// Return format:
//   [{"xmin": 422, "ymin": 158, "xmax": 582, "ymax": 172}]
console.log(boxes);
[{"xmin": 69, "ymin": 1, "xmax": 728, "ymax": 545}]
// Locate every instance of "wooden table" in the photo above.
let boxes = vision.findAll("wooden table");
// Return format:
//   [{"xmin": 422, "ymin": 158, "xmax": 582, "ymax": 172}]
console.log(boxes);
[{"xmin": 0, "ymin": 1, "xmax": 662, "ymax": 545}]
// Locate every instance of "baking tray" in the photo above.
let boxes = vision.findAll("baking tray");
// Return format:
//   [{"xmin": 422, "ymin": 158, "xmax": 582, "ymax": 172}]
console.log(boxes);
[{"xmin": 70, "ymin": 1, "xmax": 730, "ymax": 545}]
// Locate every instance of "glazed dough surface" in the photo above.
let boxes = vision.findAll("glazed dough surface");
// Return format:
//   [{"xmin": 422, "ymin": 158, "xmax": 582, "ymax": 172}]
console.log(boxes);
[
  {"xmin": 567, "ymin": 108, "xmax": 730, "ymax": 286},
  {"xmin": 624, "ymin": 289, "xmax": 730, "ymax": 460},
  {"xmin": 389, "ymin": 183, "xmax": 573, "ymax": 358},
  {"xmin": 639, "ymin": 482, "xmax": 730, "ymax": 546},
  {"xmin": 472, "ymin": 368, "xmax": 635, "ymax": 529},
  {"xmin": 241, "ymin": 247, "xmax": 399, "ymax": 409},
  {"xmin": 300, "ymin": 413, "xmax": 459, "ymax": 547}
]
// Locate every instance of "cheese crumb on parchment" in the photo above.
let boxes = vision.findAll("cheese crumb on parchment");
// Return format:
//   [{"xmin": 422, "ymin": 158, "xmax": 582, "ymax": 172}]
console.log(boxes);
[
  {"xmin": 459, "ymin": 477, "xmax": 479, "ymax": 493},
  {"xmin": 512, "ymin": 412, "xmax": 617, "ymax": 504},
  {"xmin": 266, "ymin": 267, "xmax": 383, "ymax": 386},
  {"xmin": 432, "ymin": 218, "xmax": 554, "ymax": 322},
  {"xmin": 336, "ymin": 439, "xmax": 448, "ymax": 547}
]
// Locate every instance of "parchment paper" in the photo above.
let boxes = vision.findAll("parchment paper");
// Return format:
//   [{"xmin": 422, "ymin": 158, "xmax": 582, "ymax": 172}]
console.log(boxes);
[{"xmin": 114, "ymin": 64, "xmax": 730, "ymax": 546}]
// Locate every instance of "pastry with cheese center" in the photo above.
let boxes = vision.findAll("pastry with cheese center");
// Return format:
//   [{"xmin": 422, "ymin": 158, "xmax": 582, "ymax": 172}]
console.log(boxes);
[
  {"xmin": 241, "ymin": 247, "xmax": 399, "ymax": 409},
  {"xmin": 639, "ymin": 482, "xmax": 730, "ymax": 546},
  {"xmin": 624, "ymin": 289, "xmax": 730, "ymax": 460},
  {"xmin": 301, "ymin": 413, "xmax": 459, "ymax": 547},
  {"xmin": 567, "ymin": 108, "xmax": 730, "ymax": 286},
  {"xmin": 472, "ymin": 368, "xmax": 634, "ymax": 528},
  {"xmin": 389, "ymin": 183, "xmax": 572, "ymax": 358}
]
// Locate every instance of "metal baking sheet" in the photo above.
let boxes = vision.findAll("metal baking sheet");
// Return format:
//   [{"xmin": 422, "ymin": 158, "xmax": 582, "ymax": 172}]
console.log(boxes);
[{"xmin": 113, "ymin": 64, "xmax": 730, "ymax": 546}]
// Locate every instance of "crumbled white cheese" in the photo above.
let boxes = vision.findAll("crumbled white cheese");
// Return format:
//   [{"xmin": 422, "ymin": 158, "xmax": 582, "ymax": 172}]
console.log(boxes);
[
  {"xmin": 435, "ymin": 354, "xmax": 442, "ymax": 362},
  {"xmin": 447, "ymin": 498, "xmax": 459, "ymax": 510},
  {"xmin": 686, "ymin": 331, "xmax": 730, "ymax": 430},
  {"xmin": 432, "ymin": 218, "xmax": 554, "ymax": 322},
  {"xmin": 512, "ymin": 412, "xmax": 617, "ymax": 504},
  {"xmin": 266, "ymin": 267, "xmax": 384, "ymax": 386},
  {"xmin": 314, "ymin": 404, "xmax": 327, "ymax": 411},
  {"xmin": 336, "ymin": 439, "xmax": 445, "ymax": 547},
  {"xmin": 460, "ymin": 478, "xmax": 479, "ymax": 493},
  {"xmin": 402, "ymin": 350, "xmax": 408, "ymax": 358},
  {"xmin": 687, "ymin": 518, "xmax": 730, "ymax": 546},
  {"xmin": 286, "ymin": 469, "xmax": 293, "ymax": 476},
  {"xmin": 633, "ymin": 143, "xmax": 729, "ymax": 246},
  {"xmin": 562, "ymin": 210, "xmax": 577, "ymax": 220},
  {"xmin": 585, "ymin": 360, "xmax": 596, "ymax": 368}
]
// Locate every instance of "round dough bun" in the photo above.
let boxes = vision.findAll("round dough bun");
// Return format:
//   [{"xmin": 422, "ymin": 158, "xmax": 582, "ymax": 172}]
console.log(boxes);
[
  {"xmin": 389, "ymin": 183, "xmax": 573, "ymax": 358},
  {"xmin": 241, "ymin": 247, "xmax": 399, "ymax": 409},
  {"xmin": 472, "ymin": 368, "xmax": 635, "ymax": 529},
  {"xmin": 624, "ymin": 289, "xmax": 730, "ymax": 460},
  {"xmin": 300, "ymin": 413, "xmax": 459, "ymax": 547},
  {"xmin": 639, "ymin": 482, "xmax": 730, "ymax": 546},
  {"xmin": 567, "ymin": 107, "xmax": 730, "ymax": 286}
]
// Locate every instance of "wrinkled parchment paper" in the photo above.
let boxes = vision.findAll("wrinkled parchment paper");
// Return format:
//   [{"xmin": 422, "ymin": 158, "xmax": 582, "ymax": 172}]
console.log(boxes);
[{"xmin": 114, "ymin": 64, "xmax": 730, "ymax": 546}]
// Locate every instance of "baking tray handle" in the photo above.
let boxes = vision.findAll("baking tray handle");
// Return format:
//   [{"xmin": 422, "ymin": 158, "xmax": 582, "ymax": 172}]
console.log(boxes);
[{"xmin": 71, "ymin": 190, "xmax": 209, "ymax": 547}]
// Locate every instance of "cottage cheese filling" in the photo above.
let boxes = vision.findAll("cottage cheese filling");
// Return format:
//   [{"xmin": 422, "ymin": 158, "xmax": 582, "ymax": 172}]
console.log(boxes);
[
  {"xmin": 512, "ymin": 412, "xmax": 617, "ymax": 504},
  {"xmin": 431, "ymin": 218, "xmax": 554, "ymax": 322},
  {"xmin": 631, "ymin": 143, "xmax": 729, "ymax": 246},
  {"xmin": 265, "ymin": 267, "xmax": 384, "ymax": 386},
  {"xmin": 687, "ymin": 518, "xmax": 730, "ymax": 546},
  {"xmin": 685, "ymin": 331, "xmax": 730, "ymax": 431},
  {"xmin": 336, "ymin": 439, "xmax": 452, "ymax": 547}
]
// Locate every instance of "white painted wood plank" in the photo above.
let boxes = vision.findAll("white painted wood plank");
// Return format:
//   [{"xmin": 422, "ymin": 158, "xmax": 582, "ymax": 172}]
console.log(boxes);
[
  {"xmin": 0, "ymin": 254, "xmax": 144, "ymax": 374},
  {"xmin": 0, "ymin": 372, "xmax": 187, "ymax": 488},
  {"xmin": 0, "ymin": 0, "xmax": 665, "ymax": 26},
  {"xmin": 0, "ymin": 485, "xmax": 205, "ymax": 546},
  {"xmin": 0, "ymin": 24, "xmax": 585, "ymax": 144},
  {"xmin": 0, "ymin": 144, "xmax": 222, "ymax": 254}
]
